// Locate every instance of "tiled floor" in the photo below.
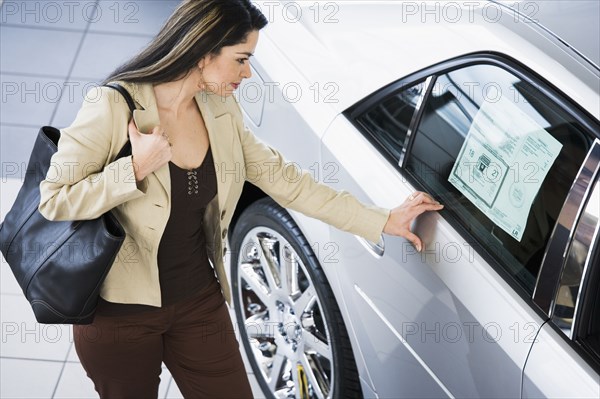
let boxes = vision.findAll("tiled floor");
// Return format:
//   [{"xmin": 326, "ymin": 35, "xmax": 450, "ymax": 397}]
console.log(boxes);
[{"xmin": 0, "ymin": 1, "xmax": 265, "ymax": 397}]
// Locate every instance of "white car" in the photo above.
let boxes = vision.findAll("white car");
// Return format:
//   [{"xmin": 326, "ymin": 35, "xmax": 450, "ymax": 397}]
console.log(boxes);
[{"xmin": 228, "ymin": 1, "xmax": 600, "ymax": 398}]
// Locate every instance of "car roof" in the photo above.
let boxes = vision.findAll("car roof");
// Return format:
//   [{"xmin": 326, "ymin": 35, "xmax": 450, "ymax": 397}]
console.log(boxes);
[
  {"xmin": 257, "ymin": 1, "xmax": 599, "ymax": 120},
  {"xmin": 499, "ymin": 0, "xmax": 599, "ymax": 68}
]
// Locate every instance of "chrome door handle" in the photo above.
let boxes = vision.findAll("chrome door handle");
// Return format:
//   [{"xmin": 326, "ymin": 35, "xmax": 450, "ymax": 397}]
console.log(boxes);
[{"xmin": 356, "ymin": 235, "xmax": 385, "ymax": 258}]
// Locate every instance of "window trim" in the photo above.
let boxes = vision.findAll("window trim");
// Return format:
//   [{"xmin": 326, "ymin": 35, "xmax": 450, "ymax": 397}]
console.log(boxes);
[
  {"xmin": 348, "ymin": 78, "xmax": 431, "ymax": 167},
  {"xmin": 398, "ymin": 75, "xmax": 435, "ymax": 167},
  {"xmin": 345, "ymin": 52, "xmax": 600, "ymax": 317},
  {"xmin": 346, "ymin": 52, "xmax": 600, "ymax": 142},
  {"xmin": 573, "ymin": 225, "xmax": 600, "ymax": 370},
  {"xmin": 572, "ymin": 174, "xmax": 600, "ymax": 339},
  {"xmin": 535, "ymin": 140, "xmax": 600, "ymax": 316}
]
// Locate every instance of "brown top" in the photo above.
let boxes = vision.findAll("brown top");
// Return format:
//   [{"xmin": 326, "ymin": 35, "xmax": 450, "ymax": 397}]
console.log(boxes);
[{"xmin": 96, "ymin": 147, "xmax": 218, "ymax": 316}]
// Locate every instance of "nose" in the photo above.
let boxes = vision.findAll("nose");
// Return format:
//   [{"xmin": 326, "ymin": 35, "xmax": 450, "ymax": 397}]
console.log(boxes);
[{"xmin": 241, "ymin": 62, "xmax": 252, "ymax": 79}]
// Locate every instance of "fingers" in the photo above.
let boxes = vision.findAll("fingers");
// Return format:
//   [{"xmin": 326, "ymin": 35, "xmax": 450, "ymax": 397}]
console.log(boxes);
[
  {"xmin": 130, "ymin": 123, "xmax": 170, "ymax": 147},
  {"xmin": 415, "ymin": 202, "xmax": 444, "ymax": 214},
  {"xmin": 371, "ymin": 190, "xmax": 443, "ymax": 253},
  {"xmin": 406, "ymin": 192, "xmax": 443, "ymax": 216},
  {"xmin": 149, "ymin": 126, "xmax": 172, "ymax": 147},
  {"xmin": 150, "ymin": 126, "xmax": 164, "ymax": 136},
  {"xmin": 128, "ymin": 122, "xmax": 167, "ymax": 139},
  {"xmin": 404, "ymin": 231, "xmax": 423, "ymax": 252},
  {"xmin": 408, "ymin": 191, "xmax": 439, "ymax": 205},
  {"xmin": 128, "ymin": 119, "xmax": 140, "ymax": 137}
]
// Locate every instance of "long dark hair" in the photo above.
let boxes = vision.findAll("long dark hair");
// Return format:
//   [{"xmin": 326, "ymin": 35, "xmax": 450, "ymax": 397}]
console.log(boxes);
[{"xmin": 104, "ymin": 0, "xmax": 267, "ymax": 84}]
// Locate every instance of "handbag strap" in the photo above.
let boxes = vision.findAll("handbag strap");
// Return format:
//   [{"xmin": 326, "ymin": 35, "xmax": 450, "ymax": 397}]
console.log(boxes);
[
  {"xmin": 104, "ymin": 83, "xmax": 137, "ymax": 113},
  {"xmin": 103, "ymin": 83, "xmax": 136, "ymax": 159}
]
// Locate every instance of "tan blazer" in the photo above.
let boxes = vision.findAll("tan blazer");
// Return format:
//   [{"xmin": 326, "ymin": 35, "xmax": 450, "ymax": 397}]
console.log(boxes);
[{"xmin": 38, "ymin": 81, "xmax": 390, "ymax": 307}]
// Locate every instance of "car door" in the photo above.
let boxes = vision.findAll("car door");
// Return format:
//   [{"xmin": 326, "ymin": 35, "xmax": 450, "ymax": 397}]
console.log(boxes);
[
  {"xmin": 321, "ymin": 56, "xmax": 599, "ymax": 398},
  {"xmin": 523, "ymin": 141, "xmax": 600, "ymax": 398}
]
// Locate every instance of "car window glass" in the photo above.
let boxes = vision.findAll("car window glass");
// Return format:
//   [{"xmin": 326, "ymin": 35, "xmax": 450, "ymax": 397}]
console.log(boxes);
[
  {"xmin": 355, "ymin": 81, "xmax": 426, "ymax": 163},
  {"xmin": 406, "ymin": 64, "xmax": 592, "ymax": 295}
]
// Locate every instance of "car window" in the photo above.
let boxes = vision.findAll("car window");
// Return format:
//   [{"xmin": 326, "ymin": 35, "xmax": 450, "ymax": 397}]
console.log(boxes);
[
  {"xmin": 405, "ymin": 64, "xmax": 592, "ymax": 295},
  {"xmin": 355, "ymin": 81, "xmax": 427, "ymax": 163}
]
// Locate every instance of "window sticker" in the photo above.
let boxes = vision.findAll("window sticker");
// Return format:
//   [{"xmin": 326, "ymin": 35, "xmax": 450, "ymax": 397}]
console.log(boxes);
[{"xmin": 448, "ymin": 96, "xmax": 563, "ymax": 241}]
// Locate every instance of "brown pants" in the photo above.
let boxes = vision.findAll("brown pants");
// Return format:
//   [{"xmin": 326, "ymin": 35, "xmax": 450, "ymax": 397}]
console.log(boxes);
[{"xmin": 73, "ymin": 278, "xmax": 253, "ymax": 398}]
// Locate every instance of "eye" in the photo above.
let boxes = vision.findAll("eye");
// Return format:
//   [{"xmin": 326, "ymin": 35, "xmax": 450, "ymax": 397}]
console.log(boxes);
[{"xmin": 237, "ymin": 58, "xmax": 249, "ymax": 65}]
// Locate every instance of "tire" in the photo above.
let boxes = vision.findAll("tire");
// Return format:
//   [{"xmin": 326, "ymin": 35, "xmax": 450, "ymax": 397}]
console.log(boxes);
[{"xmin": 230, "ymin": 198, "xmax": 363, "ymax": 399}]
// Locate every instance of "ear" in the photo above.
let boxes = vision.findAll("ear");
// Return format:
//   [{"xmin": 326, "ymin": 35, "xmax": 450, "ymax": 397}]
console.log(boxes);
[
  {"xmin": 198, "ymin": 52, "xmax": 217, "ymax": 69},
  {"xmin": 198, "ymin": 54, "xmax": 213, "ymax": 69}
]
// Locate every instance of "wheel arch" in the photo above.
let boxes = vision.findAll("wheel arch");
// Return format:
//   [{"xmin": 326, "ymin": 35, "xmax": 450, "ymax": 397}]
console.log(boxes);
[
  {"xmin": 228, "ymin": 186, "xmax": 375, "ymax": 391},
  {"xmin": 227, "ymin": 196, "xmax": 366, "ymax": 398},
  {"xmin": 229, "ymin": 182, "xmax": 268, "ymax": 243},
  {"xmin": 229, "ymin": 183, "xmax": 334, "ymax": 253}
]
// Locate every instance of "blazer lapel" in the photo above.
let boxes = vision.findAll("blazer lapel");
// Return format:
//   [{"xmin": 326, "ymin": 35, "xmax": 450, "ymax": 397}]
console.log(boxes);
[
  {"xmin": 127, "ymin": 82, "xmax": 171, "ymax": 196},
  {"xmin": 123, "ymin": 83, "xmax": 236, "ymax": 206},
  {"xmin": 196, "ymin": 93, "xmax": 235, "ymax": 213}
]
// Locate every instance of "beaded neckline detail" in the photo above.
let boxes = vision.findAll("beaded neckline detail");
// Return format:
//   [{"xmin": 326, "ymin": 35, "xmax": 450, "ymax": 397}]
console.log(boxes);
[
  {"xmin": 186, "ymin": 170, "xmax": 199, "ymax": 195},
  {"xmin": 169, "ymin": 146, "xmax": 212, "ymax": 197}
]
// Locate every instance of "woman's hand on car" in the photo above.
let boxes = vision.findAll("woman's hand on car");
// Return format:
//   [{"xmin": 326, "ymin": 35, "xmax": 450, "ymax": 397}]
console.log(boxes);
[
  {"xmin": 383, "ymin": 191, "xmax": 444, "ymax": 252},
  {"xmin": 129, "ymin": 120, "xmax": 172, "ymax": 182}
]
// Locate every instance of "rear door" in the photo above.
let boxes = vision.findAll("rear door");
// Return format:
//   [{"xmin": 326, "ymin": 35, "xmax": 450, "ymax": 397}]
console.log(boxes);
[
  {"xmin": 322, "ymin": 56, "xmax": 598, "ymax": 397},
  {"xmin": 523, "ymin": 141, "xmax": 600, "ymax": 398}
]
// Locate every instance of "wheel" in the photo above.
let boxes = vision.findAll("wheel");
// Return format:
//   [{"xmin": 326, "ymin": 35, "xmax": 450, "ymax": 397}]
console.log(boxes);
[{"xmin": 230, "ymin": 198, "xmax": 363, "ymax": 399}]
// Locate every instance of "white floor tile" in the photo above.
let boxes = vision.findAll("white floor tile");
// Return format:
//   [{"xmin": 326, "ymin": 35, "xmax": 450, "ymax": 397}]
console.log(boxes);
[
  {"xmin": 0, "ymin": 294, "xmax": 72, "ymax": 361},
  {"xmin": 87, "ymin": 0, "xmax": 180, "ymax": 36},
  {"xmin": 52, "ymin": 362, "xmax": 175, "ymax": 398},
  {"xmin": 70, "ymin": 33, "xmax": 152, "ymax": 80},
  {"xmin": 0, "ymin": 74, "xmax": 66, "ymax": 126},
  {"xmin": 163, "ymin": 374, "xmax": 265, "ymax": 399},
  {"xmin": 0, "ymin": 177, "xmax": 22, "ymax": 222},
  {"xmin": 160, "ymin": 371, "xmax": 267, "ymax": 399},
  {"xmin": 52, "ymin": 361, "xmax": 98, "ymax": 398},
  {"xmin": 1, "ymin": 178, "xmax": 26, "ymax": 296},
  {"xmin": 0, "ymin": 358, "xmax": 62, "ymax": 398},
  {"xmin": 0, "ymin": 125, "xmax": 38, "ymax": 177},
  {"xmin": 249, "ymin": 373, "xmax": 268, "ymax": 399},
  {"xmin": 0, "ymin": 26, "xmax": 83, "ymax": 76},
  {"xmin": 1, "ymin": 261, "xmax": 22, "ymax": 296},
  {"xmin": 66, "ymin": 342, "xmax": 79, "ymax": 363},
  {"xmin": 158, "ymin": 365, "xmax": 172, "ymax": 399},
  {"xmin": 50, "ymin": 79, "xmax": 101, "ymax": 129},
  {"xmin": 165, "ymin": 376, "xmax": 184, "ymax": 399}
]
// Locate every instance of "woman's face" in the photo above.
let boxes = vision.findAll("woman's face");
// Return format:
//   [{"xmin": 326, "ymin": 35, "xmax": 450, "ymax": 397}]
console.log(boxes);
[{"xmin": 200, "ymin": 30, "xmax": 259, "ymax": 97}]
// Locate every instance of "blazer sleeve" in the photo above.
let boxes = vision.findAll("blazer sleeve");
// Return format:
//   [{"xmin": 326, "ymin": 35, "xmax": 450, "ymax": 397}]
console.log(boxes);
[
  {"xmin": 232, "ymin": 101, "xmax": 390, "ymax": 243},
  {"xmin": 38, "ymin": 86, "xmax": 147, "ymax": 221}
]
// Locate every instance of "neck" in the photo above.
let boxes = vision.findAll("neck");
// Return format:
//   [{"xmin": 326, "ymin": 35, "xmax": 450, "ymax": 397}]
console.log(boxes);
[{"xmin": 153, "ymin": 75, "xmax": 200, "ymax": 116}]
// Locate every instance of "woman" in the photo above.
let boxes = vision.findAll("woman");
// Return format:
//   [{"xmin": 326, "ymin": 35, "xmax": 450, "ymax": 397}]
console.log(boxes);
[{"xmin": 38, "ymin": 0, "xmax": 443, "ymax": 397}]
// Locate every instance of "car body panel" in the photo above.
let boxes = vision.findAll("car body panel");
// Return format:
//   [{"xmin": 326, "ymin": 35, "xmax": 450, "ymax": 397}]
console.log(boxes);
[
  {"xmin": 231, "ymin": 2, "xmax": 600, "ymax": 397},
  {"xmin": 321, "ymin": 115, "xmax": 546, "ymax": 398},
  {"xmin": 501, "ymin": 0, "xmax": 600, "ymax": 67},
  {"xmin": 522, "ymin": 323, "xmax": 600, "ymax": 398},
  {"xmin": 523, "ymin": 141, "xmax": 600, "ymax": 398},
  {"xmin": 256, "ymin": 1, "xmax": 599, "ymax": 118}
]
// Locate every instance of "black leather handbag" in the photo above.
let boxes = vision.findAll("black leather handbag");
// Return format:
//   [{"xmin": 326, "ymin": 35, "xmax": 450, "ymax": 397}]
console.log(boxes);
[{"xmin": 0, "ymin": 83, "xmax": 136, "ymax": 324}]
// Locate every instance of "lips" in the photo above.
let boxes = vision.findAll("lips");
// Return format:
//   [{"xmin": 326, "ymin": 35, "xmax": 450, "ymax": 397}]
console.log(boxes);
[{"xmin": 231, "ymin": 83, "xmax": 240, "ymax": 90}]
